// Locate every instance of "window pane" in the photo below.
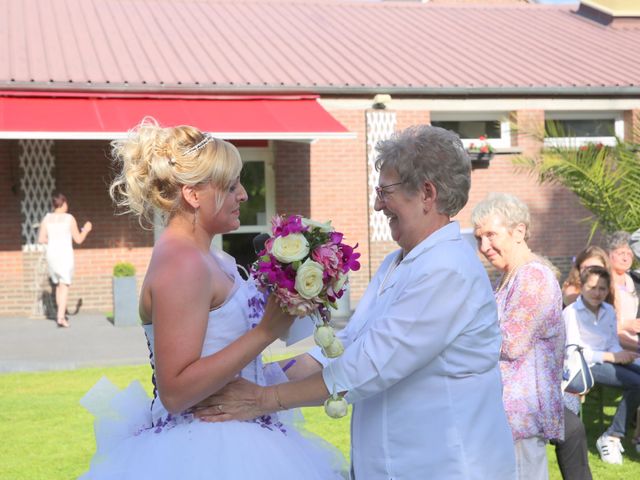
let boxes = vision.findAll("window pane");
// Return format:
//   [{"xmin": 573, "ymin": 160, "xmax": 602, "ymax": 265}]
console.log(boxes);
[
  {"xmin": 431, "ymin": 120, "xmax": 501, "ymax": 139},
  {"xmin": 222, "ymin": 233, "xmax": 258, "ymax": 277},
  {"xmin": 240, "ymin": 162, "xmax": 266, "ymax": 226},
  {"xmin": 545, "ymin": 119, "xmax": 615, "ymax": 138}
]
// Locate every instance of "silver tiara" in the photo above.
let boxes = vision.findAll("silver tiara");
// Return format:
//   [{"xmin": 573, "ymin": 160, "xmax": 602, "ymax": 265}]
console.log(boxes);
[{"xmin": 183, "ymin": 134, "xmax": 214, "ymax": 156}]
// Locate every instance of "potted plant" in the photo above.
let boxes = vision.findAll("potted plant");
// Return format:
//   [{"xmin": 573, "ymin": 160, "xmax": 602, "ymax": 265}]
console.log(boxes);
[
  {"xmin": 466, "ymin": 135, "xmax": 495, "ymax": 164},
  {"xmin": 112, "ymin": 261, "xmax": 138, "ymax": 327}
]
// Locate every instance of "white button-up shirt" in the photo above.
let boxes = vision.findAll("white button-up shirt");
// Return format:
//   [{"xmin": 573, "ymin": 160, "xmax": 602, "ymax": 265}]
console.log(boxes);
[
  {"xmin": 310, "ymin": 222, "xmax": 516, "ymax": 480},
  {"xmin": 563, "ymin": 296, "xmax": 622, "ymax": 364}
]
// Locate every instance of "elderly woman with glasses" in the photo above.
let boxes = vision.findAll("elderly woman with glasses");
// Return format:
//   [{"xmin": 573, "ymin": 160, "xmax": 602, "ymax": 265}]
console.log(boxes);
[
  {"xmin": 607, "ymin": 231, "xmax": 640, "ymax": 353},
  {"xmin": 194, "ymin": 125, "xmax": 516, "ymax": 479},
  {"xmin": 472, "ymin": 193, "xmax": 565, "ymax": 480}
]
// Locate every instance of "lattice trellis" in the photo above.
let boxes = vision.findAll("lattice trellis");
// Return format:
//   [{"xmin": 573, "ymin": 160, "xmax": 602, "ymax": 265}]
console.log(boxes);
[
  {"xmin": 366, "ymin": 111, "xmax": 397, "ymax": 242},
  {"xmin": 19, "ymin": 139, "xmax": 56, "ymax": 251}
]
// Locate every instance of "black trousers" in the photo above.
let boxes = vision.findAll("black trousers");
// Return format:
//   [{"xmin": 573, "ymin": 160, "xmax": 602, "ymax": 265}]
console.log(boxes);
[{"xmin": 553, "ymin": 407, "xmax": 593, "ymax": 480}]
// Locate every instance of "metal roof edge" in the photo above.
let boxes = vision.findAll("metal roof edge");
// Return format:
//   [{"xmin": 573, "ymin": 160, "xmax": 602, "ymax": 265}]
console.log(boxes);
[{"xmin": 1, "ymin": 83, "xmax": 639, "ymax": 98}]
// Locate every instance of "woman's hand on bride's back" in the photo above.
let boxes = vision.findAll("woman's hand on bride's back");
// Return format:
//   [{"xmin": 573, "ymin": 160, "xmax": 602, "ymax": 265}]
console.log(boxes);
[
  {"xmin": 192, "ymin": 377, "xmax": 269, "ymax": 422},
  {"xmin": 257, "ymin": 295, "xmax": 295, "ymax": 340}
]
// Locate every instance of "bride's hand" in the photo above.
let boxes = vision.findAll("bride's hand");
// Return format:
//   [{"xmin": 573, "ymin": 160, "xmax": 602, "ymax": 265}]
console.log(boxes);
[
  {"xmin": 192, "ymin": 377, "xmax": 271, "ymax": 422},
  {"xmin": 257, "ymin": 295, "xmax": 295, "ymax": 340}
]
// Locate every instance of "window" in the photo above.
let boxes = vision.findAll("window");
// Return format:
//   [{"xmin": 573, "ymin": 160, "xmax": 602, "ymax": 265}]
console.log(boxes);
[
  {"xmin": 431, "ymin": 112, "xmax": 511, "ymax": 149},
  {"xmin": 431, "ymin": 120, "xmax": 501, "ymax": 140},
  {"xmin": 544, "ymin": 112, "xmax": 623, "ymax": 148}
]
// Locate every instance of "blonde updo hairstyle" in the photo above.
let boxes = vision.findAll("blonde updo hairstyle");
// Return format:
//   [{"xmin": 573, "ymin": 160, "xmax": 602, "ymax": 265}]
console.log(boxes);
[{"xmin": 110, "ymin": 118, "xmax": 242, "ymax": 226}]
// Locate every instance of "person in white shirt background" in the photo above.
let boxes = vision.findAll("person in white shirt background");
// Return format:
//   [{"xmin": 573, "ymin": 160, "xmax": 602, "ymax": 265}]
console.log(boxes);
[
  {"xmin": 195, "ymin": 125, "xmax": 516, "ymax": 479},
  {"xmin": 563, "ymin": 265, "xmax": 640, "ymax": 464}
]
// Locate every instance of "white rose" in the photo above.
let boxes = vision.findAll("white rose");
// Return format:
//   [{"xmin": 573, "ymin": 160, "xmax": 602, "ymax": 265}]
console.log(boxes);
[
  {"xmin": 314, "ymin": 325, "xmax": 336, "ymax": 348},
  {"xmin": 324, "ymin": 338, "xmax": 344, "ymax": 358},
  {"xmin": 324, "ymin": 395, "xmax": 348, "ymax": 418},
  {"xmin": 302, "ymin": 217, "xmax": 333, "ymax": 233},
  {"xmin": 295, "ymin": 259, "xmax": 324, "ymax": 299},
  {"xmin": 271, "ymin": 233, "xmax": 309, "ymax": 263}
]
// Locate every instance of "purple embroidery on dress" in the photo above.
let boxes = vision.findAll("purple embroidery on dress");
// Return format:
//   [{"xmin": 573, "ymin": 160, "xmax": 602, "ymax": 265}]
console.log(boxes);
[
  {"xmin": 134, "ymin": 411, "xmax": 195, "ymax": 435},
  {"xmin": 247, "ymin": 284, "xmax": 267, "ymax": 329},
  {"xmin": 252, "ymin": 414, "xmax": 287, "ymax": 435}
]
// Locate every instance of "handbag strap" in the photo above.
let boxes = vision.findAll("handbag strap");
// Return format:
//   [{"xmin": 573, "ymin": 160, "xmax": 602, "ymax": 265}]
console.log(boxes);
[{"xmin": 565, "ymin": 343, "xmax": 584, "ymax": 352}]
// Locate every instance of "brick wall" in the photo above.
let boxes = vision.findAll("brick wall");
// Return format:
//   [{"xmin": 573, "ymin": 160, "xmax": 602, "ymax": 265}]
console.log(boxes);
[
  {"xmin": 0, "ymin": 139, "xmax": 153, "ymax": 317},
  {"xmin": 624, "ymin": 109, "xmax": 640, "ymax": 142},
  {"xmin": 309, "ymin": 109, "xmax": 369, "ymax": 303}
]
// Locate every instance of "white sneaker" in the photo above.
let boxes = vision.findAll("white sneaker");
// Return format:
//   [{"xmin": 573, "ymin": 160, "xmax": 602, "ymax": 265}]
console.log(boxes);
[{"xmin": 596, "ymin": 434, "xmax": 624, "ymax": 465}]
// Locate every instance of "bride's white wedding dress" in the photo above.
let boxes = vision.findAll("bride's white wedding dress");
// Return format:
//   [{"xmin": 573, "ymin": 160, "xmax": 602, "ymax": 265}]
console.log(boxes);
[{"xmin": 80, "ymin": 250, "xmax": 345, "ymax": 479}]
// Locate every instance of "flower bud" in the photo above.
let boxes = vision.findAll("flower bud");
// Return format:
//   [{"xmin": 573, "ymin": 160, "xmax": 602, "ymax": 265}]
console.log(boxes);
[
  {"xmin": 324, "ymin": 338, "xmax": 344, "ymax": 358},
  {"xmin": 324, "ymin": 395, "xmax": 348, "ymax": 418},
  {"xmin": 314, "ymin": 325, "xmax": 336, "ymax": 348}
]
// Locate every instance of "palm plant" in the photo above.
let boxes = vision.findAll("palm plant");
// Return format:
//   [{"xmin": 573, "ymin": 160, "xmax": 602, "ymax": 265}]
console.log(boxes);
[{"xmin": 513, "ymin": 119, "xmax": 640, "ymax": 240}]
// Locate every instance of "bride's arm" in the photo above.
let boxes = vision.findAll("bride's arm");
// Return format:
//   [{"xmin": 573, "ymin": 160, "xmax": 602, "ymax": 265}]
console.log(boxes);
[{"xmin": 153, "ymin": 249, "xmax": 292, "ymax": 414}]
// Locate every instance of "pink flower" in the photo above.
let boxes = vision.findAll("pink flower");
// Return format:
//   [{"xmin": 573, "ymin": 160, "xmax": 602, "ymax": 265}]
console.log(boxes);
[
  {"xmin": 340, "ymin": 243, "xmax": 361, "ymax": 273},
  {"xmin": 254, "ymin": 258, "xmax": 295, "ymax": 291},
  {"xmin": 274, "ymin": 288, "xmax": 317, "ymax": 316},
  {"xmin": 312, "ymin": 244, "xmax": 341, "ymax": 276},
  {"xmin": 272, "ymin": 215, "xmax": 308, "ymax": 237},
  {"xmin": 330, "ymin": 231, "xmax": 343, "ymax": 244}
]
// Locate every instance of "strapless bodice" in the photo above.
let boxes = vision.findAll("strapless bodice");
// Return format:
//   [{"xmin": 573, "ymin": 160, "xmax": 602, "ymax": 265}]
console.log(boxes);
[{"xmin": 143, "ymin": 249, "xmax": 267, "ymax": 423}]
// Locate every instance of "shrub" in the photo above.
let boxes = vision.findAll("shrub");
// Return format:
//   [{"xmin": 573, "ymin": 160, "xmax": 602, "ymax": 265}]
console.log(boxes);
[{"xmin": 113, "ymin": 262, "xmax": 136, "ymax": 277}]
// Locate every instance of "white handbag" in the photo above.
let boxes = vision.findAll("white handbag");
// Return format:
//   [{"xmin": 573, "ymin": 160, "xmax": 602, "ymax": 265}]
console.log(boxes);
[{"xmin": 562, "ymin": 344, "xmax": 595, "ymax": 395}]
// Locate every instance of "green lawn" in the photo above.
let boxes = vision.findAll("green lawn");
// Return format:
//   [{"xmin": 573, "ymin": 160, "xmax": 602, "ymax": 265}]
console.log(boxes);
[{"xmin": 0, "ymin": 365, "xmax": 638, "ymax": 479}]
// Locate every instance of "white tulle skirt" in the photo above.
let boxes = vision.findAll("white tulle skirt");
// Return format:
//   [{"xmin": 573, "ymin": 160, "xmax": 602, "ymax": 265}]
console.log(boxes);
[{"xmin": 80, "ymin": 378, "xmax": 346, "ymax": 479}]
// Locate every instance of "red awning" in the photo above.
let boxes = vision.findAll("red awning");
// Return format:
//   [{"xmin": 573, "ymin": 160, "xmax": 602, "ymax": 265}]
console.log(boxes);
[{"xmin": 0, "ymin": 92, "xmax": 353, "ymax": 140}]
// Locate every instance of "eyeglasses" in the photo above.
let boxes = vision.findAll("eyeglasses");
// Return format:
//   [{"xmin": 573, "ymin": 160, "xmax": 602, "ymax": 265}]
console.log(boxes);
[{"xmin": 375, "ymin": 182, "xmax": 404, "ymax": 202}]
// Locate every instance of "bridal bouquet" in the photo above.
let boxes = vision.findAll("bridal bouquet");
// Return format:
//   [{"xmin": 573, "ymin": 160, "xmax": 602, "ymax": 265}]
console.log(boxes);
[{"xmin": 251, "ymin": 214, "xmax": 361, "ymax": 418}]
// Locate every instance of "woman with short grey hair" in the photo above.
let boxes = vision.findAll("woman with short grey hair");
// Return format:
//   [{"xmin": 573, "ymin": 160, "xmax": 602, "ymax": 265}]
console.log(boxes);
[
  {"xmin": 606, "ymin": 230, "xmax": 640, "ymax": 352},
  {"xmin": 376, "ymin": 125, "xmax": 470, "ymax": 217},
  {"xmin": 198, "ymin": 125, "xmax": 517, "ymax": 479},
  {"xmin": 473, "ymin": 192, "xmax": 565, "ymax": 480}
]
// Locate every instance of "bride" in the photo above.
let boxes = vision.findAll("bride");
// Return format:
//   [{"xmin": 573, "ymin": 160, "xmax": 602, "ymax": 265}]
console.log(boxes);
[{"xmin": 80, "ymin": 118, "xmax": 344, "ymax": 479}]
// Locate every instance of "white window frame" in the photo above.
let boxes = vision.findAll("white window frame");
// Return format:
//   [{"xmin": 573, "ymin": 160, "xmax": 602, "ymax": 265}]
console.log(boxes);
[
  {"xmin": 543, "ymin": 111, "xmax": 624, "ymax": 148},
  {"xmin": 430, "ymin": 112, "xmax": 512, "ymax": 149}
]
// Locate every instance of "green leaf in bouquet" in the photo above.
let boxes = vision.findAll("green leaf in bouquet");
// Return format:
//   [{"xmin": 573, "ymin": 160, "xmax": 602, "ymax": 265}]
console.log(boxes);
[{"xmin": 292, "ymin": 260, "xmax": 302, "ymax": 270}]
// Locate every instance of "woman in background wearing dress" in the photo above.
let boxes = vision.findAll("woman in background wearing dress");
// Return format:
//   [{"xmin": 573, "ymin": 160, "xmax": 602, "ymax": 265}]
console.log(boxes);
[
  {"xmin": 472, "ymin": 193, "xmax": 565, "ymax": 480},
  {"xmin": 37, "ymin": 192, "xmax": 92, "ymax": 327}
]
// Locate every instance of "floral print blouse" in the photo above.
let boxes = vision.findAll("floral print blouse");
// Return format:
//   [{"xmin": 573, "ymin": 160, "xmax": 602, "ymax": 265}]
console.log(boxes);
[{"xmin": 495, "ymin": 260, "xmax": 565, "ymax": 441}]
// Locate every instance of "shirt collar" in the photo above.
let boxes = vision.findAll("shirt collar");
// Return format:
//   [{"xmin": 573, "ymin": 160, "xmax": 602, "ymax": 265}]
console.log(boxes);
[
  {"xmin": 575, "ymin": 295, "xmax": 608, "ymax": 320},
  {"xmin": 401, "ymin": 221, "xmax": 460, "ymax": 264}
]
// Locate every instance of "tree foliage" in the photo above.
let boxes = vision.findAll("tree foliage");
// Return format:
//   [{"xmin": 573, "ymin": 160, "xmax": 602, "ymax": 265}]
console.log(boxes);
[{"xmin": 513, "ymin": 120, "xmax": 640, "ymax": 240}]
